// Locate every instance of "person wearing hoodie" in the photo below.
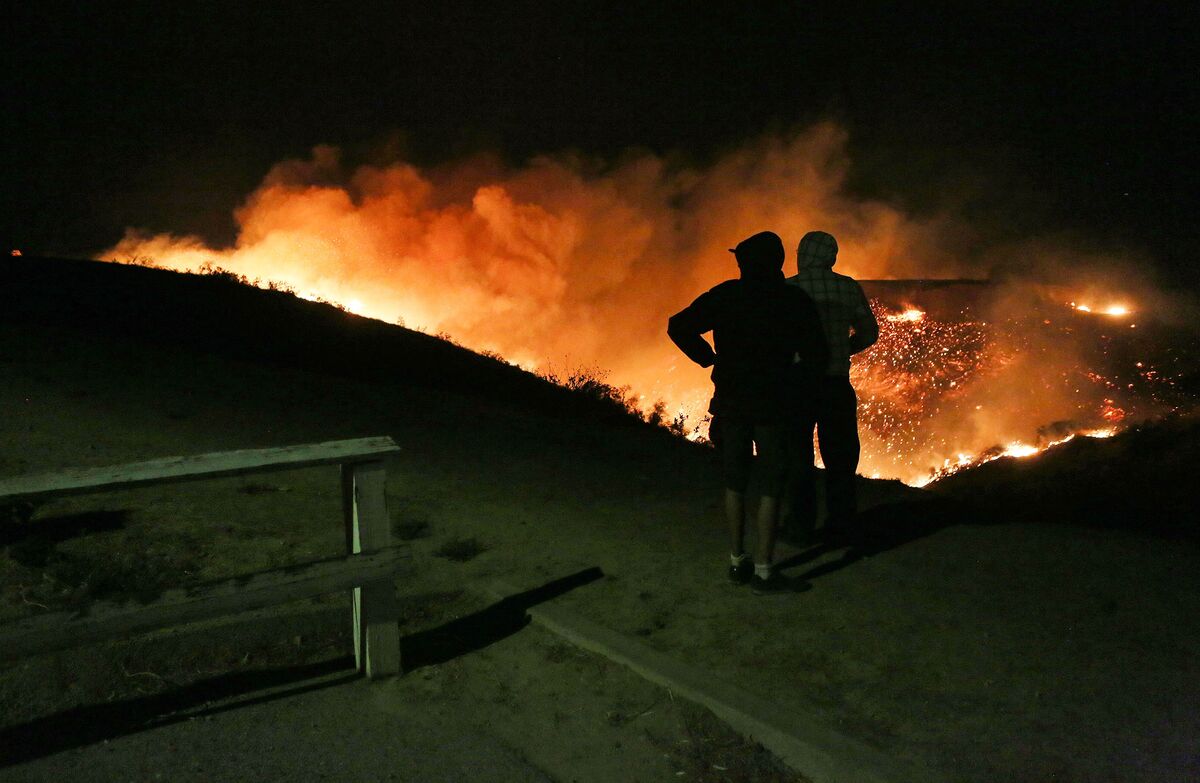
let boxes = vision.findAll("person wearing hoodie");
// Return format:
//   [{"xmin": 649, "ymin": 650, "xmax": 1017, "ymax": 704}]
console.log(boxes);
[
  {"xmin": 784, "ymin": 230, "xmax": 879, "ymax": 544},
  {"xmin": 668, "ymin": 231, "xmax": 827, "ymax": 595}
]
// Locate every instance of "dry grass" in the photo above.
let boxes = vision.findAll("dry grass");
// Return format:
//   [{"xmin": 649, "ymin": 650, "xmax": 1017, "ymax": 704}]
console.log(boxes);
[{"xmin": 670, "ymin": 701, "xmax": 812, "ymax": 783}]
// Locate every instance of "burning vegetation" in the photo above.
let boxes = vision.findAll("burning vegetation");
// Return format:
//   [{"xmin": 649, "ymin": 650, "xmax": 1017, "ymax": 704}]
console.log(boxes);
[
  {"xmin": 850, "ymin": 292, "xmax": 1187, "ymax": 485},
  {"xmin": 99, "ymin": 127, "xmax": 1198, "ymax": 486}
]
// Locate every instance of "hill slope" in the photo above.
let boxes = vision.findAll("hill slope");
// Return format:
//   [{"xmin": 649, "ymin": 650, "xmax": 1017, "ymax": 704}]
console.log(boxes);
[
  {"xmin": 933, "ymin": 415, "xmax": 1200, "ymax": 539},
  {"xmin": 1, "ymin": 255, "xmax": 660, "ymax": 427}
]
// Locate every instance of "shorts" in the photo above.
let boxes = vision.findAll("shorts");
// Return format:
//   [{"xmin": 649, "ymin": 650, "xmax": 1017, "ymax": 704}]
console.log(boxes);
[{"xmin": 713, "ymin": 416, "xmax": 787, "ymax": 496}]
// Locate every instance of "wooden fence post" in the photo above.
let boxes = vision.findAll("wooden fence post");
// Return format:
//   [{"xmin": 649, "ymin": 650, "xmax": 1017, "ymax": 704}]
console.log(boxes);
[
  {"xmin": 348, "ymin": 460, "xmax": 401, "ymax": 677},
  {"xmin": 340, "ymin": 464, "xmax": 360, "ymax": 670}
]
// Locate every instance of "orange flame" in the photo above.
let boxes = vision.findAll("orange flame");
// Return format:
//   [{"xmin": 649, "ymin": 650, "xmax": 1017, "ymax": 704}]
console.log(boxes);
[
  {"xmin": 885, "ymin": 307, "xmax": 925, "ymax": 322},
  {"xmin": 1071, "ymin": 301, "xmax": 1133, "ymax": 317}
]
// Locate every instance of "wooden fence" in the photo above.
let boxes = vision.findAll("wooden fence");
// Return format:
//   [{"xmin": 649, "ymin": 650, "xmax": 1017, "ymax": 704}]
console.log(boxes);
[{"xmin": 0, "ymin": 437, "xmax": 407, "ymax": 678}]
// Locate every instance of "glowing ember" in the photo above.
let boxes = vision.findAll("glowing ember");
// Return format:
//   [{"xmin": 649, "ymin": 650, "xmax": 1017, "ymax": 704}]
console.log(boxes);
[
  {"xmin": 10, "ymin": 249, "xmax": 21, "ymax": 257},
  {"xmin": 1100, "ymin": 400, "xmax": 1126, "ymax": 422}
]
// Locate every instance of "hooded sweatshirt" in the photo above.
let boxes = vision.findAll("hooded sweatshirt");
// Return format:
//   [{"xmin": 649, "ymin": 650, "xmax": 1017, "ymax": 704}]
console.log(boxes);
[
  {"xmin": 668, "ymin": 247, "xmax": 828, "ymax": 423},
  {"xmin": 785, "ymin": 231, "xmax": 879, "ymax": 376}
]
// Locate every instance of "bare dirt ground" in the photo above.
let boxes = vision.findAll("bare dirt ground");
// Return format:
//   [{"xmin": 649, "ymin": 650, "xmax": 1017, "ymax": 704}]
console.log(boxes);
[{"xmin": 2, "ymin": 260, "xmax": 1198, "ymax": 781}]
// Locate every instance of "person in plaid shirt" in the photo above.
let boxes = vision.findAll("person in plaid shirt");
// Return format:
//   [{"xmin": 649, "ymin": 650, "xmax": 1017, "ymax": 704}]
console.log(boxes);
[
  {"xmin": 784, "ymin": 230, "xmax": 878, "ymax": 543},
  {"xmin": 668, "ymin": 231, "xmax": 827, "ymax": 594}
]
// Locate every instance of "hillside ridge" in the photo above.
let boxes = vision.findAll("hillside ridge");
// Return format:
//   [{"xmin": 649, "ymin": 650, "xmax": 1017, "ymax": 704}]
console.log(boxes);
[{"xmin": 1, "ymin": 256, "xmax": 659, "ymax": 429}]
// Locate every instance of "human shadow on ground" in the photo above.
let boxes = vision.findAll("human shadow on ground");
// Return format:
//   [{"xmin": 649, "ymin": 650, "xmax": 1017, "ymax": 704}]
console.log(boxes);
[
  {"xmin": 776, "ymin": 498, "xmax": 963, "ymax": 583},
  {"xmin": 400, "ymin": 565, "xmax": 604, "ymax": 671},
  {"xmin": 0, "ymin": 566, "xmax": 604, "ymax": 766}
]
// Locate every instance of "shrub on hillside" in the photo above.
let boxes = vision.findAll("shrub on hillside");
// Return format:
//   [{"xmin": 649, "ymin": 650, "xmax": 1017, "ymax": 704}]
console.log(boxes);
[
  {"xmin": 198, "ymin": 262, "xmax": 251, "ymax": 287},
  {"xmin": 646, "ymin": 399, "xmax": 691, "ymax": 438},
  {"xmin": 541, "ymin": 367, "xmax": 640, "ymax": 419}
]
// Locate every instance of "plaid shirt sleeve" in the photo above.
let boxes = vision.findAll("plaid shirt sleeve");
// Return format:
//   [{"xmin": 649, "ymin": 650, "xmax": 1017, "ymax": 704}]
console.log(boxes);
[{"xmin": 848, "ymin": 282, "xmax": 879, "ymax": 354}]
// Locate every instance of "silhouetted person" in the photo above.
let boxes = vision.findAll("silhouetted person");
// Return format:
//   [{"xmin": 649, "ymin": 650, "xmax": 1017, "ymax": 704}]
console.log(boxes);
[
  {"xmin": 668, "ymin": 231, "xmax": 827, "ymax": 594},
  {"xmin": 784, "ymin": 230, "xmax": 878, "ymax": 543}
]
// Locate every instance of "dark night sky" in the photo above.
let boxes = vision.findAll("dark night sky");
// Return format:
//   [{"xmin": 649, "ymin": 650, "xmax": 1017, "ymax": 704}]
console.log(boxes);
[{"xmin": 4, "ymin": 2, "xmax": 1196, "ymax": 286}]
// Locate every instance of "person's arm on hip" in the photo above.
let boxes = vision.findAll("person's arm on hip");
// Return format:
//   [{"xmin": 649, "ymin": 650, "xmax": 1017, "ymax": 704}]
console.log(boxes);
[{"xmin": 668, "ymin": 291, "xmax": 718, "ymax": 368}]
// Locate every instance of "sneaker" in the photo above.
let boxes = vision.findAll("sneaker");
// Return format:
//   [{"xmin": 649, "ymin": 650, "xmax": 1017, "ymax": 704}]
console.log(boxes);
[
  {"xmin": 751, "ymin": 571, "xmax": 792, "ymax": 595},
  {"xmin": 727, "ymin": 558, "xmax": 753, "ymax": 585}
]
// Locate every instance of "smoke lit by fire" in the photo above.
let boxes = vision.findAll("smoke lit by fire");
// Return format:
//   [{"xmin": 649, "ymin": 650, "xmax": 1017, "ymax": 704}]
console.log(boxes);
[{"xmin": 100, "ymin": 126, "xmax": 1194, "ymax": 485}]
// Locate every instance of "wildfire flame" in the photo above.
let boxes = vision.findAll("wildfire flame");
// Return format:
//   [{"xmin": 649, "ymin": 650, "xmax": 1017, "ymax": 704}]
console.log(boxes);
[
  {"xmin": 885, "ymin": 307, "xmax": 925, "ymax": 322},
  {"xmin": 1071, "ymin": 301, "xmax": 1133, "ymax": 317},
  {"xmin": 908, "ymin": 428, "xmax": 1120, "ymax": 487},
  {"xmin": 97, "ymin": 129, "xmax": 1188, "ymax": 486}
]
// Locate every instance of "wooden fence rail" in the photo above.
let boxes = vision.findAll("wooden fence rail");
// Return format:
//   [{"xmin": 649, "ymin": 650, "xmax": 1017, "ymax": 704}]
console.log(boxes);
[{"xmin": 0, "ymin": 437, "xmax": 406, "ymax": 678}]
